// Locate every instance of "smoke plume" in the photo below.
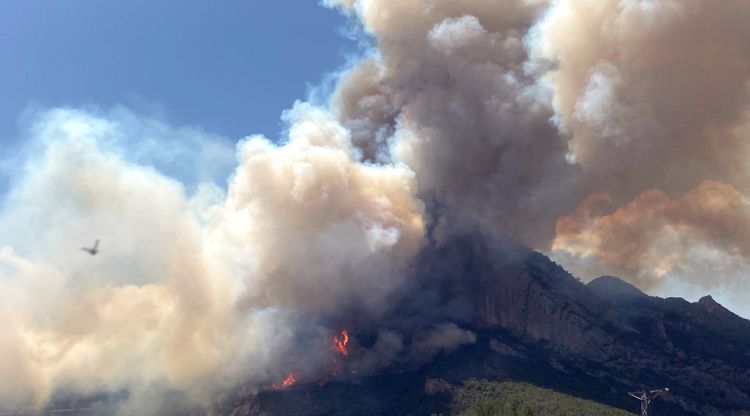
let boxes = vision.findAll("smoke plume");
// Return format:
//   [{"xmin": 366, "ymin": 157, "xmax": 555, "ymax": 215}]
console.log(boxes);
[
  {"xmin": 330, "ymin": 0, "xmax": 750, "ymax": 297},
  {"xmin": 532, "ymin": 0, "xmax": 750, "ymax": 295},
  {"xmin": 4, "ymin": 0, "xmax": 750, "ymax": 413},
  {"xmin": 0, "ymin": 105, "xmax": 424, "ymax": 413},
  {"xmin": 330, "ymin": 0, "xmax": 585, "ymax": 246}
]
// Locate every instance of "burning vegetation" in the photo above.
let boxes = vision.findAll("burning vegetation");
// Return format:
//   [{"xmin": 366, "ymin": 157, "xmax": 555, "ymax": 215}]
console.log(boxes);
[
  {"xmin": 272, "ymin": 373, "xmax": 297, "ymax": 390},
  {"xmin": 271, "ymin": 329, "xmax": 352, "ymax": 391},
  {"xmin": 332, "ymin": 330, "xmax": 350, "ymax": 357}
]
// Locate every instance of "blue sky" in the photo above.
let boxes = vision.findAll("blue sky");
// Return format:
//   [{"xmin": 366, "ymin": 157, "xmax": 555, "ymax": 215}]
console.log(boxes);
[{"xmin": 0, "ymin": 0, "xmax": 355, "ymax": 147}]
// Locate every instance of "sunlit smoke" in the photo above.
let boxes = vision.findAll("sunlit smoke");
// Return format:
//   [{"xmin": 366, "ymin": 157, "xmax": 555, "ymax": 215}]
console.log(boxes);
[
  {"xmin": 5, "ymin": 0, "xmax": 750, "ymax": 413},
  {"xmin": 552, "ymin": 181, "xmax": 750, "ymax": 290},
  {"xmin": 0, "ymin": 104, "xmax": 424, "ymax": 413}
]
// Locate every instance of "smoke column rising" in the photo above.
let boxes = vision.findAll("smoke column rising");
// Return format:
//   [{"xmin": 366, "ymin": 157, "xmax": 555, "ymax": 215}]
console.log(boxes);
[
  {"xmin": 329, "ymin": 0, "xmax": 750, "ymax": 301},
  {"xmin": 4, "ymin": 0, "xmax": 750, "ymax": 412}
]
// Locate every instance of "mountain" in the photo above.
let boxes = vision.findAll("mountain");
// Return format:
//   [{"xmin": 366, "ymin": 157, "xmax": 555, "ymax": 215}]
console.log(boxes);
[
  {"xmin": 588, "ymin": 275, "xmax": 647, "ymax": 302},
  {"xmin": 219, "ymin": 232, "xmax": 750, "ymax": 416}
]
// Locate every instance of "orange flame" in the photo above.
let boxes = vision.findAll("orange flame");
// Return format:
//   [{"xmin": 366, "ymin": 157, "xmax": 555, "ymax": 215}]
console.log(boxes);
[
  {"xmin": 332, "ymin": 330, "xmax": 349, "ymax": 356},
  {"xmin": 273, "ymin": 373, "xmax": 297, "ymax": 389},
  {"xmin": 282, "ymin": 373, "xmax": 296, "ymax": 387}
]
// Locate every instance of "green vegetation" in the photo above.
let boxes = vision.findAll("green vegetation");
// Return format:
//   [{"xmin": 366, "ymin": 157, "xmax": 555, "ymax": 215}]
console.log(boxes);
[{"xmin": 454, "ymin": 380, "xmax": 635, "ymax": 416}]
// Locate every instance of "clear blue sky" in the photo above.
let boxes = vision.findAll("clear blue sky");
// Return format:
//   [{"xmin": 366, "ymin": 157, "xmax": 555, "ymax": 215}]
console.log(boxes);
[{"xmin": 0, "ymin": 0, "xmax": 355, "ymax": 145}]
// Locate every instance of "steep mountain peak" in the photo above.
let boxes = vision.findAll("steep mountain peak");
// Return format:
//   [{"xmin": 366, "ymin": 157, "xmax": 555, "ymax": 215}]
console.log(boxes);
[
  {"xmin": 698, "ymin": 294, "xmax": 718, "ymax": 306},
  {"xmin": 696, "ymin": 295, "xmax": 743, "ymax": 322},
  {"xmin": 587, "ymin": 275, "xmax": 647, "ymax": 302}
]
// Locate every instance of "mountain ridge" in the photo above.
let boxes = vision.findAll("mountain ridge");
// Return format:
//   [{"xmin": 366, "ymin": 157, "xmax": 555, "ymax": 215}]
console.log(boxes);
[{"xmin": 221, "ymin": 233, "xmax": 750, "ymax": 416}]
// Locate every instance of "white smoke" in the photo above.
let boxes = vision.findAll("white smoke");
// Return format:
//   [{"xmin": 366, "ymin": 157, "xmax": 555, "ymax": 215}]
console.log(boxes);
[
  {"xmin": 6, "ymin": 0, "xmax": 750, "ymax": 411},
  {"xmin": 0, "ymin": 104, "xmax": 424, "ymax": 412}
]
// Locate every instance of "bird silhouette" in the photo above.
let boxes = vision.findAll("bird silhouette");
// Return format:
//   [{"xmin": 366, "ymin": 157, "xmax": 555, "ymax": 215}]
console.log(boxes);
[{"xmin": 81, "ymin": 239, "xmax": 99, "ymax": 255}]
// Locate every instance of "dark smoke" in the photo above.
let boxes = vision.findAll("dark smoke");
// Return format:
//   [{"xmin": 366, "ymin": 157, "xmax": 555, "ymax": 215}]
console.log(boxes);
[{"xmin": 5, "ymin": 0, "xmax": 750, "ymax": 413}]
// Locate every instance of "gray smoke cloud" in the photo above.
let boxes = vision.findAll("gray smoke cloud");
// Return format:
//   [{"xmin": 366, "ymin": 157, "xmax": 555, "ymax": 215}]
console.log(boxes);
[
  {"xmin": 330, "ymin": 0, "xmax": 585, "ymax": 246},
  {"xmin": 5, "ymin": 0, "xmax": 750, "ymax": 413},
  {"xmin": 407, "ymin": 323, "xmax": 477, "ymax": 362},
  {"xmin": 328, "ymin": 0, "xmax": 750, "ymax": 301}
]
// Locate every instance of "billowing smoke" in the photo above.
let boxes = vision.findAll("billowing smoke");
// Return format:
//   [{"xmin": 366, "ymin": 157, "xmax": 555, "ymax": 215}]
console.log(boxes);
[
  {"xmin": 330, "ymin": 0, "xmax": 585, "ymax": 246},
  {"xmin": 220, "ymin": 103, "xmax": 424, "ymax": 315},
  {"xmin": 533, "ymin": 0, "xmax": 750, "ymax": 194},
  {"xmin": 0, "ymin": 105, "xmax": 424, "ymax": 413},
  {"xmin": 533, "ymin": 0, "xmax": 750, "ymax": 296},
  {"xmin": 553, "ymin": 181, "xmax": 750, "ymax": 290},
  {"xmin": 330, "ymin": 0, "xmax": 750, "ymax": 297},
  {"xmin": 5, "ymin": 0, "xmax": 750, "ymax": 413}
]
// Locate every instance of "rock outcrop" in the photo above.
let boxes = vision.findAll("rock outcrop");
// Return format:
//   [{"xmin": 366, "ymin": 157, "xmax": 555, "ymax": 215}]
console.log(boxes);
[
  {"xmin": 217, "ymin": 232, "xmax": 750, "ymax": 416},
  {"xmin": 409, "ymin": 233, "xmax": 750, "ymax": 415}
]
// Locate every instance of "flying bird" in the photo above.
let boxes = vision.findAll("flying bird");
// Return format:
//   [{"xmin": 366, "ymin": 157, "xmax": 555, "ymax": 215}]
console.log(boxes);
[{"xmin": 81, "ymin": 239, "xmax": 99, "ymax": 256}]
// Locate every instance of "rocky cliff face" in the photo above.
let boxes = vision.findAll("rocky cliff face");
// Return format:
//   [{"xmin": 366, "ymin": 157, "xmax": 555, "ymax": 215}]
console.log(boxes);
[
  {"xmin": 219, "ymin": 232, "xmax": 750, "ymax": 416},
  {"xmin": 472, "ymin": 257, "xmax": 623, "ymax": 360},
  {"xmin": 458, "ymin": 234, "xmax": 750, "ymax": 415},
  {"xmin": 401, "ymin": 233, "xmax": 750, "ymax": 415}
]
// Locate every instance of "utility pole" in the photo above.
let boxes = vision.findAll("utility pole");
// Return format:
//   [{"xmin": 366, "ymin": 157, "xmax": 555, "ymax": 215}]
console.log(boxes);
[{"xmin": 629, "ymin": 388, "xmax": 670, "ymax": 416}]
